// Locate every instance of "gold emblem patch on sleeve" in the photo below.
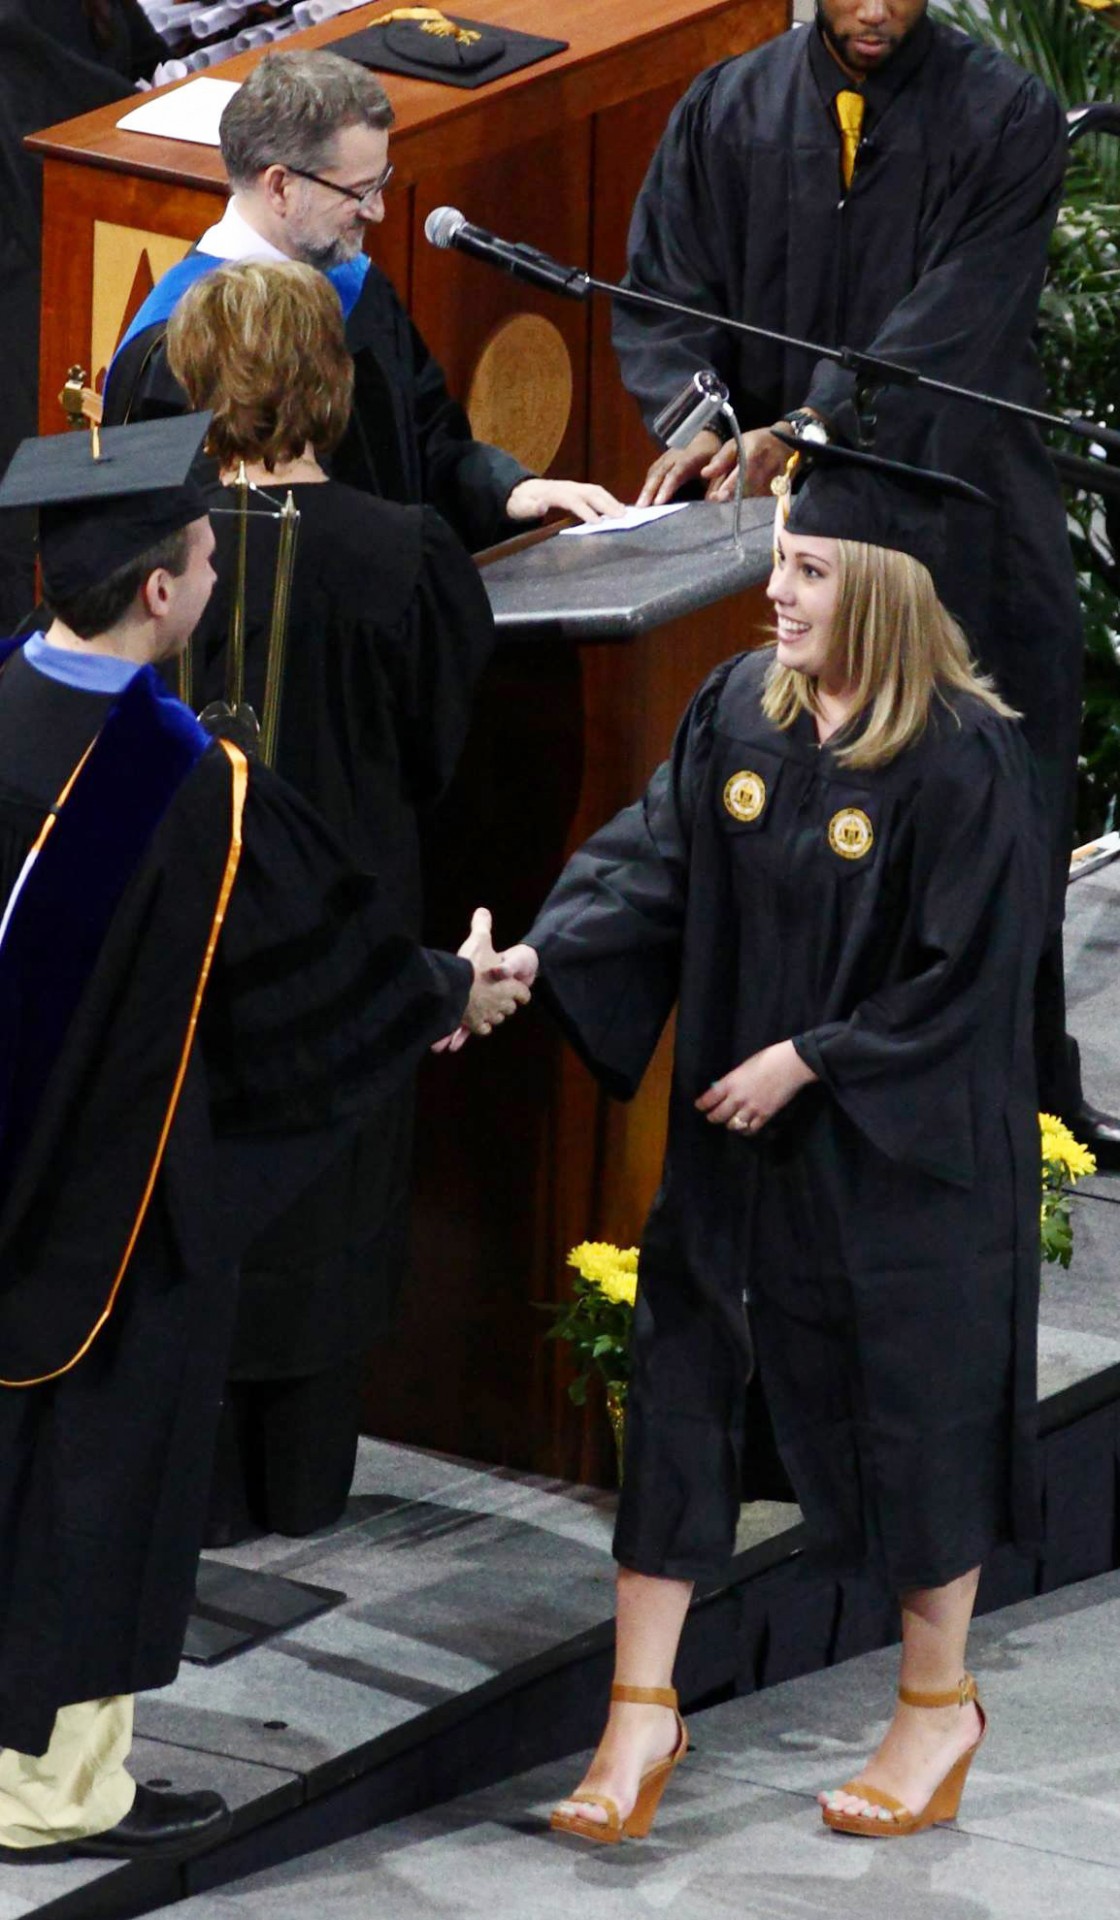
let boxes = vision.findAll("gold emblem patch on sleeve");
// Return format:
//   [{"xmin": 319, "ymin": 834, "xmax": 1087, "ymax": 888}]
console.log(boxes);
[
  {"xmin": 828, "ymin": 807, "xmax": 874, "ymax": 860},
  {"xmin": 723, "ymin": 770, "xmax": 767, "ymax": 822}
]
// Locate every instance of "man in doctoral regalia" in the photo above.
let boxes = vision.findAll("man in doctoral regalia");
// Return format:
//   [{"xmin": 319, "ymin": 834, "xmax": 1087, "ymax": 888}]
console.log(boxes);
[
  {"xmin": 0, "ymin": 417, "xmax": 527, "ymax": 1859},
  {"xmin": 614, "ymin": 0, "xmax": 1113, "ymax": 1155},
  {"xmin": 101, "ymin": 46, "xmax": 622, "ymax": 550}
]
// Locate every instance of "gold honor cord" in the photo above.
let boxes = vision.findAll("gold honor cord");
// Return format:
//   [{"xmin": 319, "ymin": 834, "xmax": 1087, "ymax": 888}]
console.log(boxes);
[
  {"xmin": 228, "ymin": 460, "xmax": 250, "ymax": 715},
  {"xmin": 0, "ymin": 740, "xmax": 249, "ymax": 1390},
  {"xmin": 175, "ymin": 643, "xmax": 193, "ymax": 711},
  {"xmin": 200, "ymin": 479, "xmax": 301, "ymax": 767},
  {"xmin": 0, "ymin": 741, "xmax": 98, "ymax": 953},
  {"xmin": 259, "ymin": 492, "xmax": 298, "ymax": 768},
  {"xmin": 15, "ymin": 743, "xmax": 94, "ymax": 863}
]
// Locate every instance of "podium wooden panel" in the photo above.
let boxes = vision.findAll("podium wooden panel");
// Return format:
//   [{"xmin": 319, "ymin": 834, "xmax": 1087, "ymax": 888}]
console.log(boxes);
[{"xmin": 30, "ymin": 0, "xmax": 787, "ymax": 1485}]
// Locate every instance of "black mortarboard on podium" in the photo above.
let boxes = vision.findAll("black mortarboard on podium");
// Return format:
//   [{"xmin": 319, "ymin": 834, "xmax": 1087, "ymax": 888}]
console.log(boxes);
[
  {"xmin": 0, "ymin": 415, "xmax": 212, "ymax": 600},
  {"xmin": 332, "ymin": 7, "xmax": 566, "ymax": 90},
  {"xmin": 771, "ymin": 428, "xmax": 994, "ymax": 580}
]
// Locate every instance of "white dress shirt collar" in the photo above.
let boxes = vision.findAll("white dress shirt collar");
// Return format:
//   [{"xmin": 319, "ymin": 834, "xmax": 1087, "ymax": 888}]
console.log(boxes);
[{"xmin": 197, "ymin": 197, "xmax": 291, "ymax": 264}]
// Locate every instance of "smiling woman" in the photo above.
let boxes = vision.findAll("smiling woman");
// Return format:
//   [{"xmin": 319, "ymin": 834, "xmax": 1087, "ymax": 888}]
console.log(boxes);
[
  {"xmin": 512, "ymin": 436, "xmax": 1048, "ymax": 1849},
  {"xmin": 765, "ymin": 520, "xmax": 1015, "ymax": 762}
]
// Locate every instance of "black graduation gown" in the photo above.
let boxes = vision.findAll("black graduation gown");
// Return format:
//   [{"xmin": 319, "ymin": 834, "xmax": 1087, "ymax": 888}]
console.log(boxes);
[
  {"xmin": 614, "ymin": 19, "xmax": 1083, "ymax": 842},
  {"xmin": 0, "ymin": 653, "xmax": 469, "ymax": 1754},
  {"xmin": 0, "ymin": 0, "xmax": 166, "ymax": 628},
  {"xmin": 528, "ymin": 651, "xmax": 1047, "ymax": 1590},
  {"xmin": 192, "ymin": 479, "xmax": 495, "ymax": 1377},
  {"xmin": 102, "ymin": 263, "xmax": 530, "ymax": 553}
]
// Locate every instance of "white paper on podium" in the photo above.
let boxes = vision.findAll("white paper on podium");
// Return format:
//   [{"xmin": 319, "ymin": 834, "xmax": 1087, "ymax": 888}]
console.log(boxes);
[
  {"xmin": 116, "ymin": 76, "xmax": 241, "ymax": 146},
  {"xmin": 557, "ymin": 503, "xmax": 690, "ymax": 537}
]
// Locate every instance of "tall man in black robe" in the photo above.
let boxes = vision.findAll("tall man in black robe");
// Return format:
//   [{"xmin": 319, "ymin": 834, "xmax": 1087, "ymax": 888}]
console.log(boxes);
[
  {"xmin": 613, "ymin": 0, "xmax": 1111, "ymax": 1151},
  {"xmin": 101, "ymin": 48, "xmax": 622, "ymax": 550},
  {"xmin": 0, "ymin": 417, "xmax": 527, "ymax": 1858}
]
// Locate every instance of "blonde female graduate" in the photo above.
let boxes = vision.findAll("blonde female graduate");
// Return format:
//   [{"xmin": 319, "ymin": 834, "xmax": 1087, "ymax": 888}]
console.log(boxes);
[{"xmin": 499, "ymin": 438, "xmax": 1050, "ymax": 1842}]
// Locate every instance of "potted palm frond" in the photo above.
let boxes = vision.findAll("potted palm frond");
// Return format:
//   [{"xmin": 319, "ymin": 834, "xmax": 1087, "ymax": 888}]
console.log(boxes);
[{"xmin": 942, "ymin": 0, "xmax": 1120, "ymax": 833}]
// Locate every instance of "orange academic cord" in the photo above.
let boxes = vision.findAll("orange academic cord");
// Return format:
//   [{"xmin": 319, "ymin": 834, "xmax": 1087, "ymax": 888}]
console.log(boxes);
[{"xmin": 0, "ymin": 739, "xmax": 248, "ymax": 1388}]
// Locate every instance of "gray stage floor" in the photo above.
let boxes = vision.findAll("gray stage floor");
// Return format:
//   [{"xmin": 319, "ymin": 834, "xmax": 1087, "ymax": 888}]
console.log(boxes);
[
  {"xmin": 0, "ymin": 1438, "xmax": 795, "ymax": 1919},
  {"xmin": 150, "ymin": 1569, "xmax": 1120, "ymax": 1920},
  {"xmin": 0, "ymin": 860, "xmax": 1116, "ymax": 1918}
]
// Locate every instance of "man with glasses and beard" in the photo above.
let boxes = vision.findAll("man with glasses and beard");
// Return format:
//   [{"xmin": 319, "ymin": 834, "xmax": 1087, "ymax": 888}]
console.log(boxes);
[{"xmin": 103, "ymin": 47, "xmax": 622, "ymax": 550}]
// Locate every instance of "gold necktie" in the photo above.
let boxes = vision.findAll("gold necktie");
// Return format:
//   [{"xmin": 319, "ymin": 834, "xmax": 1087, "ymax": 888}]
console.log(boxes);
[{"xmin": 835, "ymin": 90, "xmax": 865, "ymax": 189}]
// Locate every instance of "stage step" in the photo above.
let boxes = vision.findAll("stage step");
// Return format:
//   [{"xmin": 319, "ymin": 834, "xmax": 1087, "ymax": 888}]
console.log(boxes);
[
  {"xmin": 150, "ymin": 1565, "xmax": 1120, "ymax": 1920},
  {"xmin": 3, "ymin": 806, "xmax": 1120, "ymax": 1920}
]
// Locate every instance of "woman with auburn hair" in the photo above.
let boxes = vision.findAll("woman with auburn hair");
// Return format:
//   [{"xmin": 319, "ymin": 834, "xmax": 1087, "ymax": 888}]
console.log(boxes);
[
  {"xmin": 498, "ymin": 441, "xmax": 1048, "ymax": 1844},
  {"xmin": 166, "ymin": 259, "xmax": 496, "ymax": 1542}
]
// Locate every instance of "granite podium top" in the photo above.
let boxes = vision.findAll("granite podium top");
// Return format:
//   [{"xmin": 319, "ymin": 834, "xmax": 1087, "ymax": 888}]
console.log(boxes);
[{"xmin": 479, "ymin": 497, "xmax": 775, "ymax": 641}]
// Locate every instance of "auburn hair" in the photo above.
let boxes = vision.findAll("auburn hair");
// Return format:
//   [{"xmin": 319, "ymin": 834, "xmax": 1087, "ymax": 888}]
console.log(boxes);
[{"xmin": 166, "ymin": 259, "xmax": 354, "ymax": 471}]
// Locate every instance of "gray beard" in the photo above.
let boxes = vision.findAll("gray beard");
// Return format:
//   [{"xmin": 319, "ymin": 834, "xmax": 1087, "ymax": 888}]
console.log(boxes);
[{"xmin": 296, "ymin": 233, "xmax": 361, "ymax": 272}]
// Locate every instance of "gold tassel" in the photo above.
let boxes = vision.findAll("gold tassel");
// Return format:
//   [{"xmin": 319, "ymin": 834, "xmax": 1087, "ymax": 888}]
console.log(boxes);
[{"xmin": 368, "ymin": 6, "xmax": 481, "ymax": 44}]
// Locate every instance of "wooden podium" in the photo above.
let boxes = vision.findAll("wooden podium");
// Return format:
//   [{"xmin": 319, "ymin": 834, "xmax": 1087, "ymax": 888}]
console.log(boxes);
[{"xmin": 29, "ymin": 0, "xmax": 787, "ymax": 1486}]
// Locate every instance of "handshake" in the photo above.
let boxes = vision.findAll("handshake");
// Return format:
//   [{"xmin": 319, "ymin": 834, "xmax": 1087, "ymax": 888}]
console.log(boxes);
[{"xmin": 433, "ymin": 907, "xmax": 540, "ymax": 1055}]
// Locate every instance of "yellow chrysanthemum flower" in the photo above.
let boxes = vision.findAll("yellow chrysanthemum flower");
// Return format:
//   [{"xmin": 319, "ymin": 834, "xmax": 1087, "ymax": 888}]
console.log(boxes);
[
  {"xmin": 567, "ymin": 1241, "xmax": 640, "ymax": 1305},
  {"xmin": 597, "ymin": 1269, "xmax": 638, "ymax": 1307},
  {"xmin": 1039, "ymin": 1112, "xmax": 1097, "ymax": 1183}
]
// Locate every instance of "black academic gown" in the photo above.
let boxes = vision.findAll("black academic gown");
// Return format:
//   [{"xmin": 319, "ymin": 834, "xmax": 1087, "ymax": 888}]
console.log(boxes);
[
  {"xmin": 0, "ymin": 652, "xmax": 469, "ymax": 1755},
  {"xmin": 102, "ymin": 264, "xmax": 530, "ymax": 554},
  {"xmin": 0, "ymin": 0, "xmax": 166, "ymax": 628},
  {"xmin": 190, "ymin": 482, "xmax": 493, "ymax": 1490},
  {"xmin": 529, "ymin": 651, "xmax": 1047, "ymax": 1590},
  {"xmin": 615, "ymin": 19, "xmax": 1083, "ymax": 857}
]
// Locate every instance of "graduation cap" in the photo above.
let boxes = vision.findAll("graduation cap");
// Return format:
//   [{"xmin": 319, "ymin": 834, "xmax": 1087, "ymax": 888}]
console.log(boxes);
[
  {"xmin": 0, "ymin": 414, "xmax": 212, "ymax": 602},
  {"xmin": 771, "ymin": 428, "xmax": 993, "ymax": 580},
  {"xmin": 332, "ymin": 9, "xmax": 566, "ymax": 91}
]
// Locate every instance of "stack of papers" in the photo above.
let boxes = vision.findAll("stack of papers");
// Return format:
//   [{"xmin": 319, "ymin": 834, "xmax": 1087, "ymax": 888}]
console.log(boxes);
[{"xmin": 117, "ymin": 76, "xmax": 241, "ymax": 146}]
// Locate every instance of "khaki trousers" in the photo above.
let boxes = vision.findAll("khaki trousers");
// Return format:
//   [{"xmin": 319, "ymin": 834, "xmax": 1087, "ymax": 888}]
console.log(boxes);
[{"xmin": 0, "ymin": 1696, "xmax": 135, "ymax": 1849}]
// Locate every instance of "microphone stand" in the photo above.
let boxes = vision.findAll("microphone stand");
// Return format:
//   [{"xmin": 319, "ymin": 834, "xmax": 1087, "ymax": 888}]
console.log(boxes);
[
  {"xmin": 598, "ymin": 275, "xmax": 1120, "ymax": 491},
  {"xmin": 470, "ymin": 242, "xmax": 1120, "ymax": 498}
]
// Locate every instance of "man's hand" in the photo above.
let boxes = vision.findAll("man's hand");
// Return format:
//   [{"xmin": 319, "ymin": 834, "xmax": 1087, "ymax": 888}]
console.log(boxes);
[
  {"xmin": 492, "ymin": 941, "xmax": 539, "ymax": 989},
  {"xmin": 694, "ymin": 1039, "xmax": 817, "ymax": 1134},
  {"xmin": 637, "ymin": 428, "xmax": 722, "ymax": 507},
  {"xmin": 432, "ymin": 908, "xmax": 532, "ymax": 1054},
  {"xmin": 506, "ymin": 478, "xmax": 625, "ymax": 524},
  {"xmin": 702, "ymin": 424, "xmax": 794, "ymax": 503}
]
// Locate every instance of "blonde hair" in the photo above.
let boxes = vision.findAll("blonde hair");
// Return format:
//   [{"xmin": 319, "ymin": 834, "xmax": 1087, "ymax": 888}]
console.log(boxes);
[
  {"xmin": 166, "ymin": 259, "xmax": 355, "ymax": 471},
  {"xmin": 762, "ymin": 538, "xmax": 1015, "ymax": 768}
]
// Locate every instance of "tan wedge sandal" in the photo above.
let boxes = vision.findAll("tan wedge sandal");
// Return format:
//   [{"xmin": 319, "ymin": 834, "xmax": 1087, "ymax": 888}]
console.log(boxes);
[
  {"xmin": 821, "ymin": 1673, "xmax": 987, "ymax": 1838},
  {"xmin": 549, "ymin": 1684, "xmax": 689, "ymax": 1845}
]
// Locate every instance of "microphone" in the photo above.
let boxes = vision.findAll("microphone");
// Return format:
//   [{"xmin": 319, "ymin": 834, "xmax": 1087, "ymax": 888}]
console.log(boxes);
[
  {"xmin": 423, "ymin": 207, "xmax": 591, "ymax": 300},
  {"xmin": 653, "ymin": 370, "xmax": 730, "ymax": 449}
]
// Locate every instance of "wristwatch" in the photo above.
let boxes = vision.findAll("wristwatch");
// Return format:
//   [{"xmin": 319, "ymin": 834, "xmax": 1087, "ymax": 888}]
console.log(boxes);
[{"xmin": 784, "ymin": 408, "xmax": 830, "ymax": 443}]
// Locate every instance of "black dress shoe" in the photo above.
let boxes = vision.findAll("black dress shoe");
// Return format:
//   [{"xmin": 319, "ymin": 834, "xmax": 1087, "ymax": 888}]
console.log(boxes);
[
  {"xmin": 69, "ymin": 1783, "xmax": 231, "ymax": 1859},
  {"xmin": 1067, "ymin": 1103, "xmax": 1120, "ymax": 1172}
]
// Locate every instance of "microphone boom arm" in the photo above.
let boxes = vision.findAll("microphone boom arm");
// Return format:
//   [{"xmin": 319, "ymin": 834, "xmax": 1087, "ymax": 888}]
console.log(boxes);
[
  {"xmin": 582, "ymin": 273, "xmax": 1120, "ymax": 470},
  {"xmin": 426, "ymin": 203, "xmax": 1120, "ymax": 489}
]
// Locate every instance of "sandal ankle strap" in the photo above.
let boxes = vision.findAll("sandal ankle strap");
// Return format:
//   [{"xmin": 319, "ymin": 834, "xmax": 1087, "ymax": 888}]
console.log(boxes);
[
  {"xmin": 898, "ymin": 1673, "xmax": 977, "ymax": 1710},
  {"xmin": 611, "ymin": 1683, "xmax": 678, "ymax": 1708}
]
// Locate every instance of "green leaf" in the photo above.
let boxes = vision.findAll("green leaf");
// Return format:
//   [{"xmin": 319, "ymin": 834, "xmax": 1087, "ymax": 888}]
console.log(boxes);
[{"xmin": 939, "ymin": 0, "xmax": 1120, "ymax": 834}]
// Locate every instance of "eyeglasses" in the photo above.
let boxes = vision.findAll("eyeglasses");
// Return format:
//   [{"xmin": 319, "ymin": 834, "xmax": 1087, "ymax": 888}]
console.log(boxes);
[{"xmin": 285, "ymin": 162, "xmax": 395, "ymax": 207}]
